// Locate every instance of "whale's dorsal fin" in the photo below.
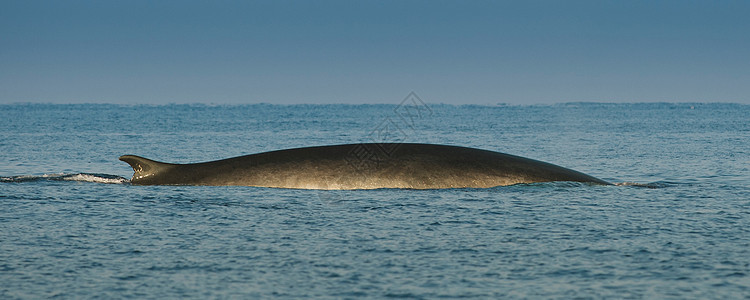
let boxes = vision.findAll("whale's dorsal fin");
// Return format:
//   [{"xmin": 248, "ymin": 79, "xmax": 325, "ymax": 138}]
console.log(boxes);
[{"xmin": 119, "ymin": 155, "xmax": 174, "ymax": 182}]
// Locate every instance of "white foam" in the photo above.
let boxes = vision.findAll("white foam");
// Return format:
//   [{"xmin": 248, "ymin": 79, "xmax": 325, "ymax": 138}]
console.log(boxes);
[
  {"xmin": 614, "ymin": 182, "xmax": 668, "ymax": 188},
  {"xmin": 61, "ymin": 173, "xmax": 130, "ymax": 184},
  {"xmin": 1, "ymin": 173, "xmax": 129, "ymax": 184}
]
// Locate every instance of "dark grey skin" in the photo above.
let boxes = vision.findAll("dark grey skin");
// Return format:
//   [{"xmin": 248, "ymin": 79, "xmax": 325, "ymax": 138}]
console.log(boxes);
[{"xmin": 120, "ymin": 143, "xmax": 610, "ymax": 189}]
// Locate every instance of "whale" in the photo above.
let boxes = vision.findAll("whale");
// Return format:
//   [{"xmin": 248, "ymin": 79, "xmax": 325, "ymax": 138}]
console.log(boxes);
[{"xmin": 120, "ymin": 143, "xmax": 610, "ymax": 189}]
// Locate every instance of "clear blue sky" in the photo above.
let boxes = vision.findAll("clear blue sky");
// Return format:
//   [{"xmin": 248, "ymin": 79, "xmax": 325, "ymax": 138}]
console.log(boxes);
[{"xmin": 1, "ymin": 0, "xmax": 748, "ymax": 104}]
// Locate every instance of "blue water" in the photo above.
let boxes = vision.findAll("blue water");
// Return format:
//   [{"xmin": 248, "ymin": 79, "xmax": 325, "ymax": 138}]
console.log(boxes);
[{"xmin": 1, "ymin": 102, "xmax": 749, "ymax": 298}]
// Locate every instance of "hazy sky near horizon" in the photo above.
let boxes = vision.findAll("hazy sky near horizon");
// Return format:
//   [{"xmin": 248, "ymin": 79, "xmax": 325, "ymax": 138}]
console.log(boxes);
[{"xmin": 1, "ymin": 0, "xmax": 749, "ymax": 105}]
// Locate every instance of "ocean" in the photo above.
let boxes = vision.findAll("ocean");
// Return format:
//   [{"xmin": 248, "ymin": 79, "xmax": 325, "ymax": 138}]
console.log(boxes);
[{"xmin": 1, "ymin": 101, "xmax": 749, "ymax": 298}]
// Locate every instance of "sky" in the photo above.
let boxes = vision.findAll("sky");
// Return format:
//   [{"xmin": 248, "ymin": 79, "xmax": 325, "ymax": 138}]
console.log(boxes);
[{"xmin": 1, "ymin": 0, "xmax": 749, "ymax": 105}]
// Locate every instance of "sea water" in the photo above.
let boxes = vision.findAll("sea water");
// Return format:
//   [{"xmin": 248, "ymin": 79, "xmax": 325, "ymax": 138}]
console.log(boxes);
[{"xmin": 1, "ymin": 102, "xmax": 749, "ymax": 299}]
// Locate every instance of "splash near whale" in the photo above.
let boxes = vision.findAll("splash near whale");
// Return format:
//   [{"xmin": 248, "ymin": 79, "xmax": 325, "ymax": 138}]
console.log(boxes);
[{"xmin": 120, "ymin": 143, "xmax": 610, "ymax": 189}]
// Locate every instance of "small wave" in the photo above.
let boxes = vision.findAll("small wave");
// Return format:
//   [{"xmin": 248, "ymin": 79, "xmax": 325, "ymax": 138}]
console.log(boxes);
[
  {"xmin": 1, "ymin": 173, "xmax": 129, "ymax": 184},
  {"xmin": 614, "ymin": 181, "xmax": 670, "ymax": 188}
]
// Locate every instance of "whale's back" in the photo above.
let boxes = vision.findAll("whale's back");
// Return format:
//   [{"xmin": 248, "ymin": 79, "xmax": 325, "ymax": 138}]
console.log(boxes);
[{"xmin": 121, "ymin": 143, "xmax": 610, "ymax": 189}]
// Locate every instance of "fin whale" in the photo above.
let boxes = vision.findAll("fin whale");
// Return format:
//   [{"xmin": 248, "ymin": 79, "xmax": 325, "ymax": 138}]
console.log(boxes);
[{"xmin": 120, "ymin": 143, "xmax": 610, "ymax": 189}]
